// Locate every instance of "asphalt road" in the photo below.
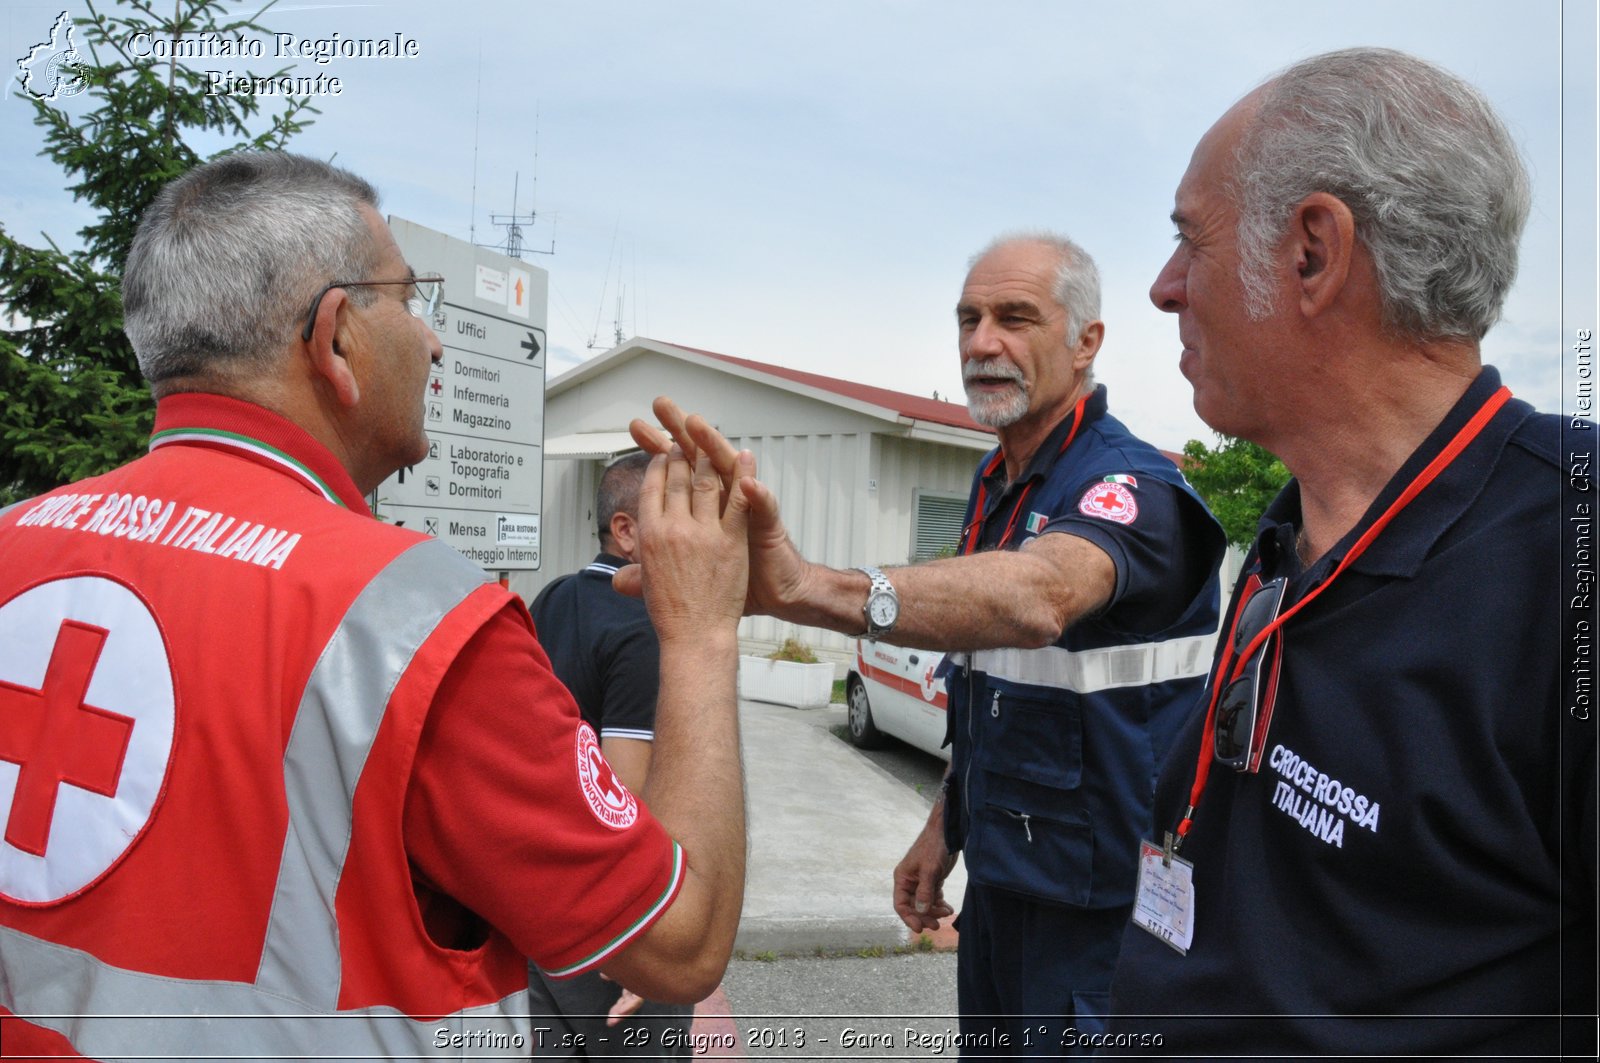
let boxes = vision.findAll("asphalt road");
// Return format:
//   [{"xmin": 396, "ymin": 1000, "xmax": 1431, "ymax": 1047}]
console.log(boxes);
[
  {"xmin": 814, "ymin": 699, "xmax": 948, "ymax": 808},
  {"xmin": 711, "ymin": 702, "xmax": 963, "ymax": 1061},
  {"xmin": 720, "ymin": 953, "xmax": 961, "ymax": 1059}
]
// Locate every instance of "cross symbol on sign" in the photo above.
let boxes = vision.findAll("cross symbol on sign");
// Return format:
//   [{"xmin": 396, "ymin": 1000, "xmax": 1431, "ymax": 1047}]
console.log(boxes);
[
  {"xmin": 429, "ymin": 377, "xmax": 443, "ymax": 397},
  {"xmin": 0, "ymin": 620, "xmax": 135, "ymax": 857},
  {"xmin": 1092, "ymin": 489, "xmax": 1126, "ymax": 512}
]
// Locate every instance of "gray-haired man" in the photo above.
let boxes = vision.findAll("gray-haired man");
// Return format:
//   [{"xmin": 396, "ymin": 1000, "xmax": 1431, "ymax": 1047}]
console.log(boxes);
[
  {"xmin": 0, "ymin": 152, "xmax": 751, "ymax": 1058},
  {"xmin": 1109, "ymin": 48, "xmax": 1597, "ymax": 1057}
]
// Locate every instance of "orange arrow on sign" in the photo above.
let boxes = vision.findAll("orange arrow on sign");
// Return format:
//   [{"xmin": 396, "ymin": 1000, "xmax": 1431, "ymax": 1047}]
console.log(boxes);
[{"xmin": 514, "ymin": 277, "xmax": 525, "ymax": 306}]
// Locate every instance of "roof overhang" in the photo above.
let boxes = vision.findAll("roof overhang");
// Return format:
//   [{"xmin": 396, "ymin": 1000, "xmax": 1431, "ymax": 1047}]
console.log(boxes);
[
  {"xmin": 895, "ymin": 418, "xmax": 997, "ymax": 452},
  {"xmin": 542, "ymin": 431, "xmax": 641, "ymax": 461}
]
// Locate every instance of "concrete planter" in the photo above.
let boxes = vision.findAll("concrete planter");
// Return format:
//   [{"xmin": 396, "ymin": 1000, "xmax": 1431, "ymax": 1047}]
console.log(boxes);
[{"xmin": 738, "ymin": 655, "xmax": 834, "ymax": 709}]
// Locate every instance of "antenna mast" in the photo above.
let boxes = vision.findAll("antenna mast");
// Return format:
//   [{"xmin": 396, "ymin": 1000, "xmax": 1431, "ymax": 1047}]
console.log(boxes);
[{"xmin": 484, "ymin": 105, "xmax": 554, "ymax": 259}]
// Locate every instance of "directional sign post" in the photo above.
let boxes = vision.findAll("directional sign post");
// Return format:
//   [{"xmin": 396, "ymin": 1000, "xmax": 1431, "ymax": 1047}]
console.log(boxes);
[{"xmin": 375, "ymin": 218, "xmax": 547, "ymax": 572}]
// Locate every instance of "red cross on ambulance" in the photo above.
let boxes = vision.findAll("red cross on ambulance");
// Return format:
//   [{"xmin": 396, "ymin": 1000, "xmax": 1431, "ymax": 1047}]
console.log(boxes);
[{"xmin": 0, "ymin": 576, "xmax": 175, "ymax": 904}]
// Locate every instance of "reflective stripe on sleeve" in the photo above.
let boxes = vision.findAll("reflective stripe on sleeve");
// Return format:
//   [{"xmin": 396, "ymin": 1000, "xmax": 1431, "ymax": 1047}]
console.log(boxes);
[{"xmin": 967, "ymin": 631, "xmax": 1217, "ymax": 693}]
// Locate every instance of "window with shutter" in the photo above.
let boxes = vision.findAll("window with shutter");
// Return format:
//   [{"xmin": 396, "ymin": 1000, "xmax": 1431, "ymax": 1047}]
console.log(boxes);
[{"xmin": 911, "ymin": 490, "xmax": 967, "ymax": 561}]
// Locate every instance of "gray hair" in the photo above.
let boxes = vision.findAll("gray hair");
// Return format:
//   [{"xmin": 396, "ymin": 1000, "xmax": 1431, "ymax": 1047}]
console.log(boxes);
[
  {"xmin": 123, "ymin": 152, "xmax": 382, "ymax": 384},
  {"xmin": 969, "ymin": 231, "xmax": 1102, "ymax": 346},
  {"xmin": 1233, "ymin": 47, "xmax": 1530, "ymax": 341},
  {"xmin": 596, "ymin": 450, "xmax": 651, "ymax": 547}
]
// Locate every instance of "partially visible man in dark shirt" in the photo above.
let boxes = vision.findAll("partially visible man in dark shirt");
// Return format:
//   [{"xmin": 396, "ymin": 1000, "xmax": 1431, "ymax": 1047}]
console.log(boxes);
[
  {"xmin": 529, "ymin": 450, "xmax": 692, "ymax": 1060},
  {"xmin": 1108, "ymin": 47, "xmax": 1597, "ymax": 1058}
]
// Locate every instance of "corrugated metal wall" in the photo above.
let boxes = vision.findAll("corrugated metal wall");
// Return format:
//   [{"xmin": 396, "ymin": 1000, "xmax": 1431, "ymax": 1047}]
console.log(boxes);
[
  {"xmin": 726, "ymin": 431, "xmax": 983, "ymax": 663},
  {"xmin": 512, "ymin": 348, "xmax": 992, "ymax": 670},
  {"xmin": 721, "ymin": 430, "xmax": 868, "ymax": 660}
]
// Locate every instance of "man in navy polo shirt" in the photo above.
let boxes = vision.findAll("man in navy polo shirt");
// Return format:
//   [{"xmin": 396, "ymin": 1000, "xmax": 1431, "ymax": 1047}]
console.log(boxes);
[
  {"xmin": 530, "ymin": 450, "xmax": 693, "ymax": 1059},
  {"xmin": 1108, "ymin": 48, "xmax": 1598, "ymax": 1057},
  {"xmin": 633, "ymin": 233, "xmax": 1226, "ymax": 1054}
]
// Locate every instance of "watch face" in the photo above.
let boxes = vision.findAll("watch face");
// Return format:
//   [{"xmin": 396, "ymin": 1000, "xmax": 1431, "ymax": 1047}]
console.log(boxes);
[{"xmin": 867, "ymin": 592, "xmax": 898, "ymax": 628}]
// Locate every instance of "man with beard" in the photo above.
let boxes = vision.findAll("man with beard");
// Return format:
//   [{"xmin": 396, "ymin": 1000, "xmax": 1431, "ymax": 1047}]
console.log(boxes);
[{"xmin": 633, "ymin": 233, "xmax": 1225, "ymax": 1054}]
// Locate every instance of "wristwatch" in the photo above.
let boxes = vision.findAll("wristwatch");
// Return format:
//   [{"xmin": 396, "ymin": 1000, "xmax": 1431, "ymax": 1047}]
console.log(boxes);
[{"xmin": 856, "ymin": 565, "xmax": 900, "ymax": 638}]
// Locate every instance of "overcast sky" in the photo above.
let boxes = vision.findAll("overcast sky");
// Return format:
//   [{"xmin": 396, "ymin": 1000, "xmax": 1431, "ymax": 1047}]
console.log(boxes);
[{"xmin": 4, "ymin": 0, "xmax": 1592, "ymax": 450}]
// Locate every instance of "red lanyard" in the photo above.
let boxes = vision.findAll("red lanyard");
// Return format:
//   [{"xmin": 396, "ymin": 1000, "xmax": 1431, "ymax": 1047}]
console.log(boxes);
[
  {"xmin": 959, "ymin": 392, "xmax": 1092, "ymax": 556},
  {"xmin": 1173, "ymin": 385, "xmax": 1513, "ymax": 847}
]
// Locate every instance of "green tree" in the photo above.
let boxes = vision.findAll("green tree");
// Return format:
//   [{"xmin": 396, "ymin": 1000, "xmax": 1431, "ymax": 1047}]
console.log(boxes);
[
  {"xmin": 1181, "ymin": 435, "xmax": 1292, "ymax": 549},
  {"xmin": 1, "ymin": 0, "xmax": 317, "ymax": 506}
]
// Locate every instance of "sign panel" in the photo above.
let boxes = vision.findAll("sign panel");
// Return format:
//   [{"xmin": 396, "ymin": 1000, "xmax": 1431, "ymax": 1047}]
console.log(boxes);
[{"xmin": 377, "ymin": 218, "xmax": 547, "ymax": 571}]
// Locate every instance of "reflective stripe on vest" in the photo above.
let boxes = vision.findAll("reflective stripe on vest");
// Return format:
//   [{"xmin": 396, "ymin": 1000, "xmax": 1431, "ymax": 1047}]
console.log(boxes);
[
  {"xmin": 0, "ymin": 537, "xmax": 534, "ymax": 1058},
  {"xmin": 954, "ymin": 631, "xmax": 1218, "ymax": 693}
]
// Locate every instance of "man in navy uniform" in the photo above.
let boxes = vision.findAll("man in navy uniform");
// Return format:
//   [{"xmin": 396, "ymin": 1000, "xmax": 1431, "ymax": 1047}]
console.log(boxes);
[
  {"xmin": 1108, "ymin": 48, "xmax": 1597, "ymax": 1057},
  {"xmin": 635, "ymin": 233, "xmax": 1226, "ymax": 1054}
]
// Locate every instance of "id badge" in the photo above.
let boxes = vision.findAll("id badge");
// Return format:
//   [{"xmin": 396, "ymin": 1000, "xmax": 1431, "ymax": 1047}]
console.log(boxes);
[{"xmin": 1132, "ymin": 837, "xmax": 1195, "ymax": 955}]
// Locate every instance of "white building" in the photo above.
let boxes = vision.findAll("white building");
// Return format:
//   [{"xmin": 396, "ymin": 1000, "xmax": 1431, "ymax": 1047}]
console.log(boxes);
[{"xmin": 520, "ymin": 337, "xmax": 995, "ymax": 667}]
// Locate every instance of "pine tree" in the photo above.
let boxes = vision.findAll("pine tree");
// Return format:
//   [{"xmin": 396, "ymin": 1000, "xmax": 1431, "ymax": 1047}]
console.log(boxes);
[{"xmin": 1, "ymin": 0, "xmax": 317, "ymax": 505}]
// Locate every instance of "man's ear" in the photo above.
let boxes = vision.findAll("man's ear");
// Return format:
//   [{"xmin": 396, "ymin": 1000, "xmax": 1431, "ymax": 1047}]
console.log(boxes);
[
  {"xmin": 1072, "ymin": 320, "xmax": 1105, "ymax": 372},
  {"xmin": 303, "ymin": 287, "xmax": 361, "ymax": 407},
  {"xmin": 609, "ymin": 511, "xmax": 639, "ymax": 561},
  {"xmin": 1289, "ymin": 192, "xmax": 1356, "ymax": 320}
]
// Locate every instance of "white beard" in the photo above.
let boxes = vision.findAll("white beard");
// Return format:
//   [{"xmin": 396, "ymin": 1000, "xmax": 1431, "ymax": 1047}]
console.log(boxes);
[{"xmin": 964, "ymin": 359, "xmax": 1029, "ymax": 428}]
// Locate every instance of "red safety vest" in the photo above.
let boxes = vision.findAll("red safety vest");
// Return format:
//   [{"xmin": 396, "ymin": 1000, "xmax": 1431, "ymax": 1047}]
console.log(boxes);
[{"xmin": 0, "ymin": 406, "xmax": 533, "ymax": 1058}]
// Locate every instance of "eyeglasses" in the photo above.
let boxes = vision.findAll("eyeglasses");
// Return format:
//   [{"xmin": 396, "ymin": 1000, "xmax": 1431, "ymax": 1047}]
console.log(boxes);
[
  {"xmin": 1213, "ymin": 575, "xmax": 1288, "ymax": 772},
  {"xmin": 300, "ymin": 274, "xmax": 444, "ymax": 341}
]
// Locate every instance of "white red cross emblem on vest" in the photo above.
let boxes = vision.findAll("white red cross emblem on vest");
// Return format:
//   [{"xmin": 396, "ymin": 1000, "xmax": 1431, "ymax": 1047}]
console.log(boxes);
[
  {"xmin": 0, "ymin": 620, "xmax": 134, "ymax": 856},
  {"xmin": 0, "ymin": 576, "xmax": 175, "ymax": 904}
]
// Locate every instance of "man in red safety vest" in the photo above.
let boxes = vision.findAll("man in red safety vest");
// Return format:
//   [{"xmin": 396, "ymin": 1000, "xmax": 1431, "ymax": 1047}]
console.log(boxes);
[{"xmin": 0, "ymin": 151, "xmax": 753, "ymax": 1059}]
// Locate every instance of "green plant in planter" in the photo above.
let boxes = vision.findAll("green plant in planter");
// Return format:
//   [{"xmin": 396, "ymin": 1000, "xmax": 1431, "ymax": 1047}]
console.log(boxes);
[{"xmin": 767, "ymin": 638, "xmax": 818, "ymax": 663}]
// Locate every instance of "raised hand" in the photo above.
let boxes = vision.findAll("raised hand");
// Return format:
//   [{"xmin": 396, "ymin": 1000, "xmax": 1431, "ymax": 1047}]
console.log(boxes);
[
  {"xmin": 633, "ymin": 446, "xmax": 751, "ymax": 642},
  {"xmin": 624, "ymin": 397, "xmax": 809, "ymax": 619}
]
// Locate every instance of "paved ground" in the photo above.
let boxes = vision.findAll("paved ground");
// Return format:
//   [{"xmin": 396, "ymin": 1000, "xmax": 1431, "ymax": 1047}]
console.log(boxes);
[
  {"xmin": 732, "ymin": 697, "xmax": 960, "ymax": 956},
  {"xmin": 714, "ymin": 952, "xmax": 962, "ymax": 1059},
  {"xmin": 678, "ymin": 698, "xmax": 966, "ymax": 1061}
]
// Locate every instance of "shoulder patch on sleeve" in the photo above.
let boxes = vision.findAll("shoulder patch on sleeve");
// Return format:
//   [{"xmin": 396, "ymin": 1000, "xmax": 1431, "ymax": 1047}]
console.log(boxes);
[
  {"xmin": 1078, "ymin": 481, "xmax": 1138, "ymax": 525},
  {"xmin": 575, "ymin": 723, "xmax": 639, "ymax": 830}
]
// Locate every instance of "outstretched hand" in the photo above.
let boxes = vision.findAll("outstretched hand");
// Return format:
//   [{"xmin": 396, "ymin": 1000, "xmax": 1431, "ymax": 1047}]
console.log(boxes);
[
  {"xmin": 631, "ymin": 445, "xmax": 751, "ymax": 645},
  {"xmin": 617, "ymin": 396, "xmax": 807, "ymax": 617}
]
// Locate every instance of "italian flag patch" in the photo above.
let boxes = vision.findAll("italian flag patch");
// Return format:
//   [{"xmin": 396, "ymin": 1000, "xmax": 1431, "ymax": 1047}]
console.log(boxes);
[
  {"xmin": 1026, "ymin": 512, "xmax": 1049, "ymax": 534},
  {"xmin": 1103, "ymin": 474, "xmax": 1138, "ymax": 488}
]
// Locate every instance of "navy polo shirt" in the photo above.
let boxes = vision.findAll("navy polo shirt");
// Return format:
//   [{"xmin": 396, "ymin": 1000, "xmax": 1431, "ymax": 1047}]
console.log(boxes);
[
  {"xmin": 529, "ymin": 553, "xmax": 660, "ymax": 742},
  {"xmin": 943, "ymin": 386, "xmax": 1225, "ymax": 911},
  {"xmin": 966, "ymin": 388, "xmax": 1220, "ymax": 631},
  {"xmin": 1110, "ymin": 367, "xmax": 1599, "ymax": 1057}
]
